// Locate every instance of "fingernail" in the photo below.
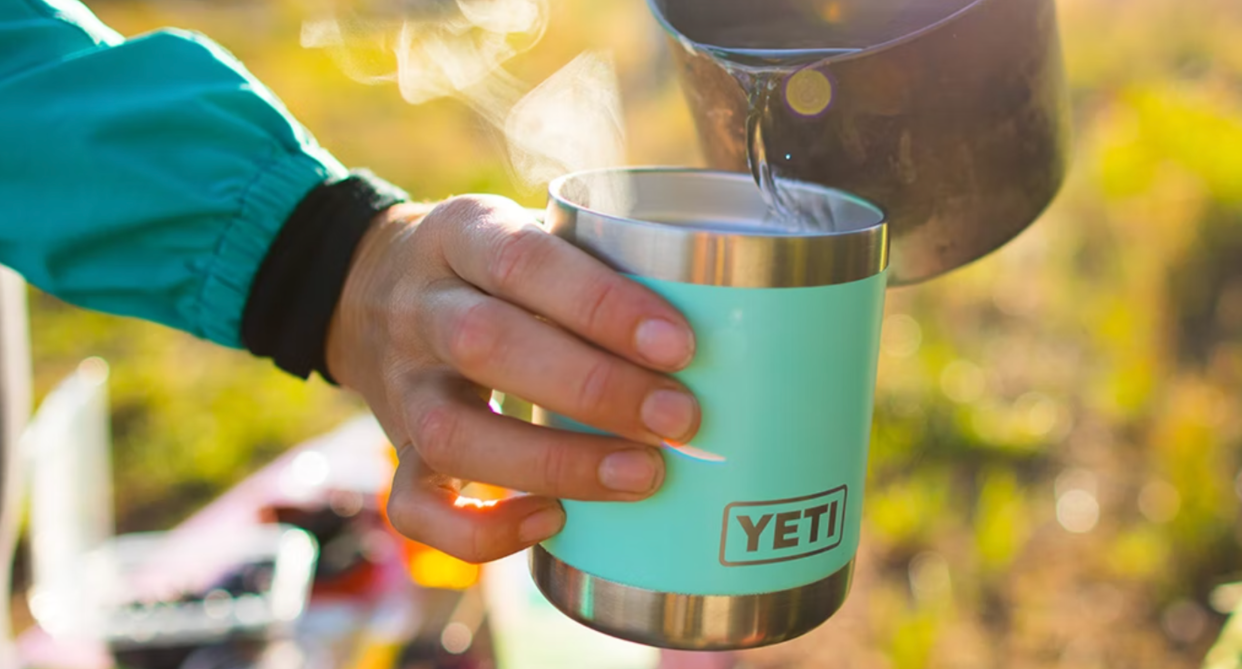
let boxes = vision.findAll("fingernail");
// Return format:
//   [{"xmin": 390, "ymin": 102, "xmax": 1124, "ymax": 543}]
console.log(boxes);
[
  {"xmin": 636, "ymin": 319, "xmax": 694, "ymax": 368},
  {"xmin": 641, "ymin": 389, "xmax": 698, "ymax": 442},
  {"xmin": 519, "ymin": 506, "xmax": 566, "ymax": 544},
  {"xmin": 599, "ymin": 449, "xmax": 662, "ymax": 494}
]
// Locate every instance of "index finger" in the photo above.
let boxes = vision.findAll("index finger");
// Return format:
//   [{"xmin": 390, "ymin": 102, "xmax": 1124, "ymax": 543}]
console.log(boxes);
[{"xmin": 433, "ymin": 196, "xmax": 696, "ymax": 372}]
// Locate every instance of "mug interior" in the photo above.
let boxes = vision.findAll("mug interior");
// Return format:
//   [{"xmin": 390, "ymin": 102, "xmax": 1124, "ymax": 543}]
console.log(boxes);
[{"xmin": 552, "ymin": 168, "xmax": 885, "ymax": 237}]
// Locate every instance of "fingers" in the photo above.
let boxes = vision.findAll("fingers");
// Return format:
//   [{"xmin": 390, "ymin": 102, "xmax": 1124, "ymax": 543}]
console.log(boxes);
[
  {"xmin": 386, "ymin": 443, "xmax": 567, "ymax": 563},
  {"xmin": 427, "ymin": 196, "xmax": 697, "ymax": 373},
  {"xmin": 403, "ymin": 371, "xmax": 665, "ymax": 500},
  {"xmin": 381, "ymin": 370, "xmax": 667, "ymax": 562},
  {"xmin": 421, "ymin": 280, "xmax": 700, "ymax": 446},
  {"xmin": 340, "ymin": 195, "xmax": 704, "ymax": 563}
]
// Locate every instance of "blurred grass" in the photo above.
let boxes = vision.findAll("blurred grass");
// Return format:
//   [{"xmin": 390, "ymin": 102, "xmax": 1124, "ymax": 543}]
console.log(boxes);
[{"xmin": 24, "ymin": 0, "xmax": 1242, "ymax": 666}]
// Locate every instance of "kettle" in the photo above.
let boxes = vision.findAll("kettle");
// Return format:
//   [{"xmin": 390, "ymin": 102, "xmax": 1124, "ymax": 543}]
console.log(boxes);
[{"xmin": 648, "ymin": 0, "xmax": 1071, "ymax": 285}]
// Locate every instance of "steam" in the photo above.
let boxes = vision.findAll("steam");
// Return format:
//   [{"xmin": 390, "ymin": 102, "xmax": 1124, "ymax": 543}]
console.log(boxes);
[
  {"xmin": 504, "ymin": 52, "xmax": 629, "ymax": 210},
  {"xmin": 301, "ymin": 0, "xmax": 547, "ymax": 101},
  {"xmin": 301, "ymin": 0, "xmax": 631, "ymax": 208}
]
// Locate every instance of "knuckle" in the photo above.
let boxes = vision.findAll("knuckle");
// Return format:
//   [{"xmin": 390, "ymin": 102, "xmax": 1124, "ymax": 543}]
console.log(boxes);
[
  {"xmin": 405, "ymin": 275, "xmax": 457, "ymax": 353},
  {"xmin": 437, "ymin": 520, "xmax": 502, "ymax": 565},
  {"xmin": 540, "ymin": 443, "xmax": 573, "ymax": 495},
  {"xmin": 416, "ymin": 196, "xmax": 491, "ymax": 247},
  {"xmin": 582, "ymin": 276, "xmax": 620, "ymax": 337},
  {"xmin": 386, "ymin": 494, "xmax": 430, "ymax": 544},
  {"xmin": 432, "ymin": 195, "xmax": 492, "ymax": 229},
  {"xmin": 446, "ymin": 300, "xmax": 502, "ymax": 370},
  {"xmin": 412, "ymin": 402, "xmax": 463, "ymax": 472},
  {"xmin": 576, "ymin": 359, "xmax": 615, "ymax": 417},
  {"xmin": 408, "ymin": 209, "xmax": 444, "ymax": 243},
  {"xmin": 410, "ymin": 210, "xmax": 448, "ymax": 245},
  {"xmin": 461, "ymin": 525, "xmax": 500, "ymax": 564},
  {"xmin": 385, "ymin": 280, "xmax": 425, "ymax": 337},
  {"xmin": 379, "ymin": 354, "xmax": 420, "ymax": 404},
  {"xmin": 489, "ymin": 226, "xmax": 550, "ymax": 294}
]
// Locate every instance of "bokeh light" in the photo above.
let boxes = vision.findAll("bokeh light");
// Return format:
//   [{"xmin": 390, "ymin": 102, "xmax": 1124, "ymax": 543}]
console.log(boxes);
[
  {"xmin": 1163, "ymin": 600, "xmax": 1209, "ymax": 644},
  {"xmin": 881, "ymin": 313, "xmax": 923, "ymax": 358},
  {"xmin": 784, "ymin": 67, "xmax": 834, "ymax": 117},
  {"xmin": 941, "ymin": 360, "xmax": 986, "ymax": 404},
  {"xmin": 441, "ymin": 621, "xmax": 474, "ymax": 654},
  {"xmin": 908, "ymin": 552, "xmax": 952, "ymax": 603},
  {"xmin": 1138, "ymin": 480, "xmax": 1182, "ymax": 524},
  {"xmin": 1057, "ymin": 489, "xmax": 1100, "ymax": 534}
]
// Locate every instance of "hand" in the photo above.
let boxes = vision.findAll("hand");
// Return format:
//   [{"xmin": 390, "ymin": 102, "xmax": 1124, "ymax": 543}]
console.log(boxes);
[{"xmin": 326, "ymin": 196, "xmax": 700, "ymax": 563}]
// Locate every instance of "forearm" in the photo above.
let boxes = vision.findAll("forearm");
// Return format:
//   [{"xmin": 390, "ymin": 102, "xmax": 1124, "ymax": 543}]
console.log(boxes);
[{"xmin": 0, "ymin": 0, "xmax": 351, "ymax": 347}]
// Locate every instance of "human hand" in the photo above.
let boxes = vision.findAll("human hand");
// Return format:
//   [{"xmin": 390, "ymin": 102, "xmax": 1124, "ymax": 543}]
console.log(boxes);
[{"xmin": 326, "ymin": 196, "xmax": 700, "ymax": 563}]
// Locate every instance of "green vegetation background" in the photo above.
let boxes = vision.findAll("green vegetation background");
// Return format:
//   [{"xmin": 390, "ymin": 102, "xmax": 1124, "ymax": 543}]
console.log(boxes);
[{"xmin": 28, "ymin": 0, "xmax": 1242, "ymax": 666}]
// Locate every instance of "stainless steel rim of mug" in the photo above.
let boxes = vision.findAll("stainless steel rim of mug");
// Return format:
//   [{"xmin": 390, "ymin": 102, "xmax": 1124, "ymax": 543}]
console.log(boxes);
[
  {"xmin": 529, "ymin": 544, "xmax": 854, "ymax": 651},
  {"xmin": 545, "ymin": 168, "xmax": 889, "ymax": 288}
]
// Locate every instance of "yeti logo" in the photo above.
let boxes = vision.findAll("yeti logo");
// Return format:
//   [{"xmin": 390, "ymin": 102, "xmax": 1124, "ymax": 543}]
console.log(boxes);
[{"xmin": 720, "ymin": 487, "xmax": 848, "ymax": 567}]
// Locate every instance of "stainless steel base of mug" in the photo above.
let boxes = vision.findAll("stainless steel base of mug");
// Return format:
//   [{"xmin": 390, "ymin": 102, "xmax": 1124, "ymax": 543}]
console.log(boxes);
[{"xmin": 529, "ymin": 545, "xmax": 854, "ymax": 651}]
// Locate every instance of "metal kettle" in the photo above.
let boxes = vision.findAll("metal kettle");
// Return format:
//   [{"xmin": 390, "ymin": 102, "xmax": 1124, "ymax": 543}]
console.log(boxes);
[{"xmin": 648, "ymin": 0, "xmax": 1071, "ymax": 285}]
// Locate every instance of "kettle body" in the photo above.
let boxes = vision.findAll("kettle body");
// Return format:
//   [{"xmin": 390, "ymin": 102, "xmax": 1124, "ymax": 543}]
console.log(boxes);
[{"xmin": 649, "ymin": 0, "xmax": 1071, "ymax": 285}]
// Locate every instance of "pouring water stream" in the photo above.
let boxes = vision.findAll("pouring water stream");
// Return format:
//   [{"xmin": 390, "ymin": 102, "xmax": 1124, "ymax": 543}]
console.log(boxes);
[{"xmin": 706, "ymin": 45, "xmax": 859, "ymax": 233}]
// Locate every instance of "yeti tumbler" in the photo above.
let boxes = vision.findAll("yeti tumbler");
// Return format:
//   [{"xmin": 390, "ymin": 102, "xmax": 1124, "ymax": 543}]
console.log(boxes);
[{"xmin": 531, "ymin": 168, "xmax": 888, "ymax": 650}]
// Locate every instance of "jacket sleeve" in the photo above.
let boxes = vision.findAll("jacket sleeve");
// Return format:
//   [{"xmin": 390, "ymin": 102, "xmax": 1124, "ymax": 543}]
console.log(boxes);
[{"xmin": 0, "ymin": 0, "xmax": 349, "ymax": 348}]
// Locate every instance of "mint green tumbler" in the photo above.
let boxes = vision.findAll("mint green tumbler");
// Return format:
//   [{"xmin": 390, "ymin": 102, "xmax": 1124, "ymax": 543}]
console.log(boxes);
[{"xmin": 531, "ymin": 168, "xmax": 889, "ymax": 650}]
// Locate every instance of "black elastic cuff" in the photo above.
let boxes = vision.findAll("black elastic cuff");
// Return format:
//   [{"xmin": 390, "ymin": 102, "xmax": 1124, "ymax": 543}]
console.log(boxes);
[{"xmin": 242, "ymin": 170, "xmax": 406, "ymax": 383}]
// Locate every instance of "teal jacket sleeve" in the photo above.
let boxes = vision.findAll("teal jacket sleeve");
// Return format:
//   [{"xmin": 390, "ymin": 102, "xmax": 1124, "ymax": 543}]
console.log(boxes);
[{"xmin": 0, "ymin": 0, "xmax": 350, "ymax": 348}]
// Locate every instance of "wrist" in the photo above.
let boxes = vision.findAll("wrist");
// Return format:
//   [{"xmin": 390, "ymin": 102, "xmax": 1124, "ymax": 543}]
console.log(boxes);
[
  {"xmin": 325, "ymin": 202, "xmax": 434, "ymax": 389},
  {"xmin": 241, "ymin": 172, "xmax": 410, "ymax": 382}
]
